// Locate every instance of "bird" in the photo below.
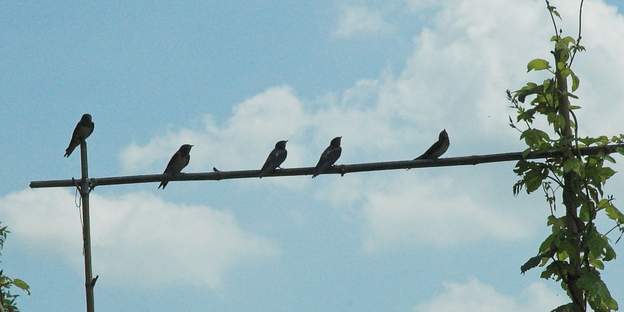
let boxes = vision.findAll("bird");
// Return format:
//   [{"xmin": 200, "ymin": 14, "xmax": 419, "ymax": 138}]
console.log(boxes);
[
  {"xmin": 64, "ymin": 113, "xmax": 95, "ymax": 157},
  {"xmin": 158, "ymin": 144, "xmax": 193, "ymax": 189},
  {"xmin": 312, "ymin": 136, "xmax": 342, "ymax": 178},
  {"xmin": 259, "ymin": 140, "xmax": 288, "ymax": 178},
  {"xmin": 414, "ymin": 129, "xmax": 449, "ymax": 160}
]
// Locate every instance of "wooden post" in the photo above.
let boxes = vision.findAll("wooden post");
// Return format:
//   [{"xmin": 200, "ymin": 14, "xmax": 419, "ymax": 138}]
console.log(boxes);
[
  {"xmin": 556, "ymin": 55, "xmax": 585, "ymax": 311},
  {"xmin": 79, "ymin": 141, "xmax": 95, "ymax": 312}
]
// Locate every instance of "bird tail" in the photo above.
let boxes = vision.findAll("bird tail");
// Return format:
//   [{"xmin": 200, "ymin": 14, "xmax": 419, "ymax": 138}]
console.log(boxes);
[
  {"xmin": 258, "ymin": 168, "xmax": 269, "ymax": 179},
  {"xmin": 414, "ymin": 153, "xmax": 427, "ymax": 160},
  {"xmin": 65, "ymin": 143, "xmax": 77, "ymax": 157},
  {"xmin": 311, "ymin": 169, "xmax": 319, "ymax": 178},
  {"xmin": 158, "ymin": 180, "xmax": 168, "ymax": 189}
]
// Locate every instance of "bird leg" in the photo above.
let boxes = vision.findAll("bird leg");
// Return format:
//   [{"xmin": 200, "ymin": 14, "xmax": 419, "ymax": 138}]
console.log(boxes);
[
  {"xmin": 338, "ymin": 165, "xmax": 347, "ymax": 177},
  {"xmin": 212, "ymin": 167, "xmax": 223, "ymax": 180}
]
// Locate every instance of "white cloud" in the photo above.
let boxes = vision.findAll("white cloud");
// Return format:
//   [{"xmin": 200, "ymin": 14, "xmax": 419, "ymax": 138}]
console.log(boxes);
[
  {"xmin": 0, "ymin": 189, "xmax": 277, "ymax": 289},
  {"xmin": 121, "ymin": 86, "xmax": 309, "ymax": 174},
  {"xmin": 405, "ymin": 0, "xmax": 440, "ymax": 11},
  {"xmin": 333, "ymin": 5, "xmax": 392, "ymax": 38},
  {"xmin": 118, "ymin": 0, "xmax": 624, "ymax": 249},
  {"xmin": 355, "ymin": 175, "xmax": 533, "ymax": 250},
  {"xmin": 413, "ymin": 278, "xmax": 565, "ymax": 312}
]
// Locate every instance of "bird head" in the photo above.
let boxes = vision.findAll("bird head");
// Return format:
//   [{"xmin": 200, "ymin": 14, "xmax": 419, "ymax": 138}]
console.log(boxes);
[
  {"xmin": 180, "ymin": 144, "xmax": 194, "ymax": 154},
  {"xmin": 330, "ymin": 136, "xmax": 342, "ymax": 147},
  {"xmin": 439, "ymin": 129, "xmax": 448, "ymax": 140},
  {"xmin": 81, "ymin": 114, "xmax": 92, "ymax": 123},
  {"xmin": 275, "ymin": 140, "xmax": 288, "ymax": 149}
]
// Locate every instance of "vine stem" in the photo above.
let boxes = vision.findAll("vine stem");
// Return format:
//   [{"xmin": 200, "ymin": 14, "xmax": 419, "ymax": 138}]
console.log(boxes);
[
  {"xmin": 545, "ymin": 0, "xmax": 560, "ymax": 39},
  {"xmin": 569, "ymin": 0, "xmax": 585, "ymax": 67}
]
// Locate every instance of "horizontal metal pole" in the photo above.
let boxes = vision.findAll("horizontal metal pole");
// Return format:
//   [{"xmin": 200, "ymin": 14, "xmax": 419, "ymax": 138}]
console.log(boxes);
[{"xmin": 29, "ymin": 144, "xmax": 624, "ymax": 189}]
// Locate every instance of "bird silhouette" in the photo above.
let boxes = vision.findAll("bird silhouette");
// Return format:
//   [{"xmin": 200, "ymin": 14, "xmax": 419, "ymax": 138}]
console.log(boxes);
[
  {"xmin": 64, "ymin": 114, "xmax": 94, "ymax": 157},
  {"xmin": 259, "ymin": 140, "xmax": 288, "ymax": 178},
  {"xmin": 415, "ymin": 129, "xmax": 449, "ymax": 160},
  {"xmin": 158, "ymin": 144, "xmax": 193, "ymax": 189},
  {"xmin": 312, "ymin": 137, "xmax": 342, "ymax": 178}
]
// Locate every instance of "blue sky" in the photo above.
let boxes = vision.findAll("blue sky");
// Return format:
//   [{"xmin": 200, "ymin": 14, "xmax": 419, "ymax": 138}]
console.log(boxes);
[{"xmin": 1, "ymin": 0, "xmax": 623, "ymax": 311}]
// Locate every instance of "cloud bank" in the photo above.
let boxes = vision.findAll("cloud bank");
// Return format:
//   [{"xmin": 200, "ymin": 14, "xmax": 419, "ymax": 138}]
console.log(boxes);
[{"xmin": 0, "ymin": 189, "xmax": 277, "ymax": 289}]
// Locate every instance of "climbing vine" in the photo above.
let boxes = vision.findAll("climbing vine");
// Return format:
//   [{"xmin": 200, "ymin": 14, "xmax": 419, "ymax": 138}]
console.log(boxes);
[
  {"xmin": 0, "ymin": 223, "xmax": 30, "ymax": 312},
  {"xmin": 508, "ymin": 1, "xmax": 623, "ymax": 311}
]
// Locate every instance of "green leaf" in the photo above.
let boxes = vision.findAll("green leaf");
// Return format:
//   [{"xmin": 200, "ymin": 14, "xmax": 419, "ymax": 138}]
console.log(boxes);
[
  {"xmin": 521, "ymin": 129, "xmax": 550, "ymax": 149},
  {"xmin": 551, "ymin": 303, "xmax": 577, "ymax": 312},
  {"xmin": 562, "ymin": 158, "xmax": 582, "ymax": 175},
  {"xmin": 577, "ymin": 270, "xmax": 619, "ymax": 311},
  {"xmin": 539, "ymin": 233, "xmax": 557, "ymax": 254},
  {"xmin": 527, "ymin": 59, "xmax": 551, "ymax": 72},
  {"xmin": 591, "ymin": 258, "xmax": 605, "ymax": 270},
  {"xmin": 556, "ymin": 239, "xmax": 578, "ymax": 259},
  {"xmin": 598, "ymin": 199, "xmax": 613, "ymax": 210},
  {"xmin": 598, "ymin": 136, "xmax": 610, "ymax": 146},
  {"xmin": 617, "ymin": 147, "xmax": 624, "ymax": 156},
  {"xmin": 560, "ymin": 68, "xmax": 571, "ymax": 78},
  {"xmin": 579, "ymin": 203, "xmax": 591, "ymax": 222},
  {"xmin": 576, "ymin": 270, "xmax": 601, "ymax": 289},
  {"xmin": 598, "ymin": 167, "xmax": 616, "ymax": 182},
  {"xmin": 606, "ymin": 205, "xmax": 624, "ymax": 223},
  {"xmin": 570, "ymin": 70, "xmax": 580, "ymax": 92},
  {"xmin": 12, "ymin": 278, "xmax": 31, "ymax": 295},
  {"xmin": 604, "ymin": 154, "xmax": 616, "ymax": 163},
  {"xmin": 521, "ymin": 255, "xmax": 542, "ymax": 274},
  {"xmin": 561, "ymin": 36, "xmax": 576, "ymax": 46},
  {"xmin": 604, "ymin": 245, "xmax": 616, "ymax": 262},
  {"xmin": 524, "ymin": 169, "xmax": 546, "ymax": 193}
]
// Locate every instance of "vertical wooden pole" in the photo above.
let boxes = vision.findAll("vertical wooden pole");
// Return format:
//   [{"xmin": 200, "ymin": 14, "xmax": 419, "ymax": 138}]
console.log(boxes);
[
  {"xmin": 556, "ymin": 59, "xmax": 585, "ymax": 310},
  {"xmin": 79, "ymin": 141, "xmax": 95, "ymax": 312}
]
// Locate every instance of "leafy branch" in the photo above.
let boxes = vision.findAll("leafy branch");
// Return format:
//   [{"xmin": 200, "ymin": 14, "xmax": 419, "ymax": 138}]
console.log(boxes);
[
  {"xmin": 0, "ymin": 224, "xmax": 30, "ymax": 312},
  {"xmin": 509, "ymin": 1, "xmax": 622, "ymax": 311}
]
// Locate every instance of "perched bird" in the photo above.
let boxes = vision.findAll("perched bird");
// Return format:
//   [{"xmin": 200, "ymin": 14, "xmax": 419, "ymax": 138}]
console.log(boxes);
[
  {"xmin": 158, "ymin": 144, "xmax": 193, "ymax": 189},
  {"xmin": 414, "ymin": 129, "xmax": 449, "ymax": 160},
  {"xmin": 312, "ymin": 137, "xmax": 342, "ymax": 178},
  {"xmin": 64, "ymin": 113, "xmax": 95, "ymax": 157},
  {"xmin": 259, "ymin": 140, "xmax": 288, "ymax": 178}
]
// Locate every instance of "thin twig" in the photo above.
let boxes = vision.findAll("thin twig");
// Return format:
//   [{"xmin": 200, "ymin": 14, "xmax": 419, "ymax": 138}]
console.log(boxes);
[
  {"xmin": 545, "ymin": 0, "xmax": 560, "ymax": 38},
  {"xmin": 605, "ymin": 224, "xmax": 622, "ymax": 236},
  {"xmin": 569, "ymin": 0, "xmax": 585, "ymax": 67}
]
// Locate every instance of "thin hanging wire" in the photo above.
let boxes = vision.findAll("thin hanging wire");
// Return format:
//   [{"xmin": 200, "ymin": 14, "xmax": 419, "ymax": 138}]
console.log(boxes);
[{"xmin": 74, "ymin": 183, "xmax": 85, "ymax": 255}]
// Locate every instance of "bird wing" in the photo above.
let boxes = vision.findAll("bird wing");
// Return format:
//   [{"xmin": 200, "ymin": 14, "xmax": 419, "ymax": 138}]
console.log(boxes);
[
  {"xmin": 432, "ymin": 140, "xmax": 449, "ymax": 158},
  {"xmin": 261, "ymin": 149, "xmax": 278, "ymax": 172},
  {"xmin": 163, "ymin": 152, "xmax": 180, "ymax": 175},
  {"xmin": 314, "ymin": 146, "xmax": 333, "ymax": 169},
  {"xmin": 275, "ymin": 149, "xmax": 287, "ymax": 167},
  {"xmin": 85, "ymin": 122, "xmax": 94, "ymax": 138},
  {"xmin": 64, "ymin": 123, "xmax": 83, "ymax": 156},
  {"xmin": 415, "ymin": 140, "xmax": 442, "ymax": 160},
  {"xmin": 68, "ymin": 123, "xmax": 82, "ymax": 146},
  {"xmin": 314, "ymin": 146, "xmax": 341, "ymax": 171},
  {"xmin": 182, "ymin": 154, "xmax": 190, "ymax": 170}
]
